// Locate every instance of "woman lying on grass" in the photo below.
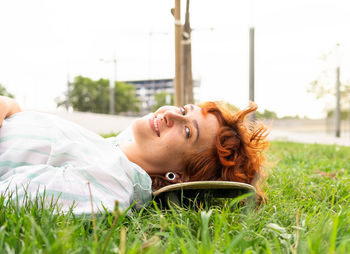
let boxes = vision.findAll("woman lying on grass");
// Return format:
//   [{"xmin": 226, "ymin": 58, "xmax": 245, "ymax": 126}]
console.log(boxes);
[{"xmin": 0, "ymin": 96, "xmax": 269, "ymax": 213}]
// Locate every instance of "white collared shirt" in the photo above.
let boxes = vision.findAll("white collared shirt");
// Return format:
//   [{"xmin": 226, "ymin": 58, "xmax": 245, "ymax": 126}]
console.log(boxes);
[{"xmin": 0, "ymin": 112, "xmax": 152, "ymax": 214}]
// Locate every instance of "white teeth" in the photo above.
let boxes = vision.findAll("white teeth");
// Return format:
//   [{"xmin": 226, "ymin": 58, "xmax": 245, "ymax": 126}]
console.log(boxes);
[{"xmin": 154, "ymin": 118, "xmax": 159, "ymax": 132}]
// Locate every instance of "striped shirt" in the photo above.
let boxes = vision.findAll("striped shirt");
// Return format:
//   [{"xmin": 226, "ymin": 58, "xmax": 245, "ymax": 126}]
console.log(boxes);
[{"xmin": 0, "ymin": 111, "xmax": 152, "ymax": 214}]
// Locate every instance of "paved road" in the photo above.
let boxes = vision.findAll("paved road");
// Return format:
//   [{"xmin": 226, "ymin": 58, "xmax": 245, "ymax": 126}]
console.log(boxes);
[
  {"xmin": 45, "ymin": 111, "xmax": 350, "ymax": 147},
  {"xmin": 46, "ymin": 111, "xmax": 137, "ymax": 134},
  {"xmin": 268, "ymin": 119, "xmax": 350, "ymax": 146},
  {"xmin": 268, "ymin": 130, "xmax": 350, "ymax": 147}
]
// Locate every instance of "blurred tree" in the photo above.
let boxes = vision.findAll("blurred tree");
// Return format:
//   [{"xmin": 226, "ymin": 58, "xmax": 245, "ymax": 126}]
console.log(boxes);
[
  {"xmin": 0, "ymin": 84, "xmax": 15, "ymax": 98},
  {"xmin": 56, "ymin": 76, "xmax": 140, "ymax": 114},
  {"xmin": 281, "ymin": 115, "xmax": 301, "ymax": 120},
  {"xmin": 219, "ymin": 103, "xmax": 279, "ymax": 120},
  {"xmin": 152, "ymin": 92, "xmax": 174, "ymax": 112},
  {"xmin": 256, "ymin": 109, "xmax": 278, "ymax": 119},
  {"xmin": 327, "ymin": 109, "xmax": 349, "ymax": 120},
  {"xmin": 114, "ymin": 81, "xmax": 140, "ymax": 113},
  {"xmin": 221, "ymin": 102, "xmax": 240, "ymax": 113},
  {"xmin": 308, "ymin": 73, "xmax": 350, "ymax": 118},
  {"xmin": 307, "ymin": 46, "xmax": 350, "ymax": 117}
]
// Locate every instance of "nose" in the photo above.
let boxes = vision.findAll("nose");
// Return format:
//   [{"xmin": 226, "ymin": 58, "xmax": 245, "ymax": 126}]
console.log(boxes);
[{"xmin": 162, "ymin": 110, "xmax": 185, "ymax": 127}]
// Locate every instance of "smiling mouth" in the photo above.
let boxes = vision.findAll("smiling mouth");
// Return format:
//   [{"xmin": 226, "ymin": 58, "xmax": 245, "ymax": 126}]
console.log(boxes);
[
  {"xmin": 154, "ymin": 118, "xmax": 160, "ymax": 136},
  {"xmin": 150, "ymin": 116, "xmax": 160, "ymax": 137}
]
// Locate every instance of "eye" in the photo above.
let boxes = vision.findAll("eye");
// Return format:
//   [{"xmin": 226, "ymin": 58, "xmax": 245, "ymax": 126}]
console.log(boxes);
[
  {"xmin": 179, "ymin": 107, "xmax": 190, "ymax": 139},
  {"xmin": 180, "ymin": 107, "xmax": 186, "ymax": 115},
  {"xmin": 185, "ymin": 126, "xmax": 191, "ymax": 139}
]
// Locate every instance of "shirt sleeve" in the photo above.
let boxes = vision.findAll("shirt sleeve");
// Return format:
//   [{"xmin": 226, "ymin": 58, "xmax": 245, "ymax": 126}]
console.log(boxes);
[{"xmin": 0, "ymin": 163, "xmax": 134, "ymax": 214}]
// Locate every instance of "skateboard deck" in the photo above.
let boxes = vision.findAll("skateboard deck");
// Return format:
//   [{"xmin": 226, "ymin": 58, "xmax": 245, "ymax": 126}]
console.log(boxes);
[{"xmin": 152, "ymin": 181, "xmax": 256, "ymax": 207}]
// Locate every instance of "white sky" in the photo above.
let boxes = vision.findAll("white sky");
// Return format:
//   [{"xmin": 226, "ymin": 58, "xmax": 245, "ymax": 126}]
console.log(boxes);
[{"xmin": 0, "ymin": 0, "xmax": 349, "ymax": 118}]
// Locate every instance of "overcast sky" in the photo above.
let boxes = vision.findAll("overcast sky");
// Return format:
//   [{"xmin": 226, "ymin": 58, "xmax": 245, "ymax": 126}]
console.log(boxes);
[{"xmin": 0, "ymin": 0, "xmax": 349, "ymax": 118}]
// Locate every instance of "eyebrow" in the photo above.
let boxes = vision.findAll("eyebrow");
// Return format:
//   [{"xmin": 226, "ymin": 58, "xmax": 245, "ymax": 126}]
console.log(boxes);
[
  {"xmin": 192, "ymin": 120, "xmax": 200, "ymax": 143},
  {"xmin": 187, "ymin": 104, "xmax": 200, "ymax": 143}
]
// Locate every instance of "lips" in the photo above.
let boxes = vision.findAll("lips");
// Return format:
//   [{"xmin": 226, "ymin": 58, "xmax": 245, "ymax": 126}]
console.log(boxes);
[{"xmin": 149, "ymin": 116, "xmax": 161, "ymax": 137}]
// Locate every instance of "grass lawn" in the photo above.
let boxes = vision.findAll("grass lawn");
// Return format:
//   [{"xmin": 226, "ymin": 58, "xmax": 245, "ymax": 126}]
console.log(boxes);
[{"xmin": 1, "ymin": 141, "xmax": 350, "ymax": 253}]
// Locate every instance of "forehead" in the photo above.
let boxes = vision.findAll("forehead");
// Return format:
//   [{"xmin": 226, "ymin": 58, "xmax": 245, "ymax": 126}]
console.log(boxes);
[{"xmin": 189, "ymin": 104, "xmax": 219, "ymax": 145}]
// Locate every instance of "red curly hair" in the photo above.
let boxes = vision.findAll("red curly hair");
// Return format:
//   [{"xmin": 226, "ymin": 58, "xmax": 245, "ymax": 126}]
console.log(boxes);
[{"xmin": 152, "ymin": 101, "xmax": 269, "ymax": 200}]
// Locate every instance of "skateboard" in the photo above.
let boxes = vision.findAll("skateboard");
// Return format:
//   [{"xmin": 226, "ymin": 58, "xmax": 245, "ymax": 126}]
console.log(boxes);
[{"xmin": 152, "ymin": 181, "xmax": 256, "ymax": 208}]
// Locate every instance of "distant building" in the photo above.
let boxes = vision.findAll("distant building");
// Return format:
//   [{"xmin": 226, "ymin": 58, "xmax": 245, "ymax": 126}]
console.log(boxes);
[{"xmin": 124, "ymin": 78, "xmax": 200, "ymax": 113}]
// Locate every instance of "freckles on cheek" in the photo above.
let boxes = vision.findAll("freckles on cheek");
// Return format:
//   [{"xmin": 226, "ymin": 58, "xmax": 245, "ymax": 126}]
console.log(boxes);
[{"xmin": 164, "ymin": 145, "xmax": 185, "ymax": 156}]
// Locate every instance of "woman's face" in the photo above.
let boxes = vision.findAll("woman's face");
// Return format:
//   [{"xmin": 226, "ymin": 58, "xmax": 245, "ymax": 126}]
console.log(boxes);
[{"xmin": 130, "ymin": 104, "xmax": 220, "ymax": 174}]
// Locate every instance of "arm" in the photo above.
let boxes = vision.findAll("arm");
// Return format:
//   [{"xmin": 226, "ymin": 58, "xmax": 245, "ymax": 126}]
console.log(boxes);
[{"xmin": 0, "ymin": 96, "xmax": 22, "ymax": 126}]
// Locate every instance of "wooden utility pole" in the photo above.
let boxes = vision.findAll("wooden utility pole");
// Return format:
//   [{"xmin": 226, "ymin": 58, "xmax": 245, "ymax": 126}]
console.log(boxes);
[
  {"xmin": 100, "ymin": 57, "xmax": 117, "ymax": 115},
  {"xmin": 335, "ymin": 66, "xmax": 341, "ymax": 137},
  {"xmin": 249, "ymin": 26, "xmax": 256, "ymax": 120},
  {"xmin": 249, "ymin": 27, "xmax": 255, "ymax": 103},
  {"xmin": 65, "ymin": 74, "xmax": 71, "ymax": 111},
  {"xmin": 109, "ymin": 57, "xmax": 117, "ymax": 115},
  {"xmin": 174, "ymin": 0, "xmax": 183, "ymax": 106},
  {"xmin": 183, "ymin": 0, "xmax": 194, "ymax": 104}
]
